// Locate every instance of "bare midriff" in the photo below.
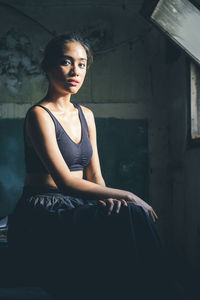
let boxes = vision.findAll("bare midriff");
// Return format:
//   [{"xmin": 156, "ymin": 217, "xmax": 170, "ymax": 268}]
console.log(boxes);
[{"xmin": 24, "ymin": 170, "xmax": 83, "ymax": 188}]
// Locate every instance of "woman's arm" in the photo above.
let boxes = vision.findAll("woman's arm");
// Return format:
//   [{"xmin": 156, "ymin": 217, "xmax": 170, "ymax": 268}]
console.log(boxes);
[
  {"xmin": 81, "ymin": 106, "xmax": 158, "ymax": 221},
  {"xmin": 83, "ymin": 107, "xmax": 105, "ymax": 187},
  {"xmin": 26, "ymin": 106, "xmax": 158, "ymax": 221},
  {"xmin": 26, "ymin": 106, "xmax": 131, "ymax": 201}
]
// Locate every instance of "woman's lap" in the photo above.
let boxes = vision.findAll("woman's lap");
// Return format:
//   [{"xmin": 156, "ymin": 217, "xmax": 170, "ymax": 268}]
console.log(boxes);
[{"xmin": 8, "ymin": 187, "xmax": 166, "ymax": 300}]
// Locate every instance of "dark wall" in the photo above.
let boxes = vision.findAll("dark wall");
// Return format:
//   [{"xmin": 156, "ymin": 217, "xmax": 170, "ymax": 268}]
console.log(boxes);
[{"xmin": 0, "ymin": 0, "xmax": 172, "ymax": 252}]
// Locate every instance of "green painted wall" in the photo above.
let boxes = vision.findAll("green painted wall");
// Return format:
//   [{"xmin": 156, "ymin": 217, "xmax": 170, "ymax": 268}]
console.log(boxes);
[
  {"xmin": 0, "ymin": 118, "xmax": 148, "ymax": 218},
  {"xmin": 0, "ymin": 119, "xmax": 24, "ymax": 217},
  {"xmin": 97, "ymin": 118, "xmax": 148, "ymax": 199}
]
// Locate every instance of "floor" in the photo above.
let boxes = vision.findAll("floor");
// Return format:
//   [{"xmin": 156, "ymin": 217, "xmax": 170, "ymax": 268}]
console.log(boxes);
[{"xmin": 0, "ymin": 287, "xmax": 53, "ymax": 300}]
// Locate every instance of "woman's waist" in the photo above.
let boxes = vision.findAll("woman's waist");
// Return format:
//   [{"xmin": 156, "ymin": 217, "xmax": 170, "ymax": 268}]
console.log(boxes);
[
  {"xmin": 22, "ymin": 184, "xmax": 61, "ymax": 196},
  {"xmin": 24, "ymin": 171, "xmax": 83, "ymax": 187},
  {"xmin": 24, "ymin": 173, "xmax": 58, "ymax": 188}
]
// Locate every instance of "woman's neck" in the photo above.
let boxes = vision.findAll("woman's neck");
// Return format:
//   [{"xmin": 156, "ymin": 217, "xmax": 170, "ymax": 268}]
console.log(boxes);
[{"xmin": 42, "ymin": 87, "xmax": 74, "ymax": 112}]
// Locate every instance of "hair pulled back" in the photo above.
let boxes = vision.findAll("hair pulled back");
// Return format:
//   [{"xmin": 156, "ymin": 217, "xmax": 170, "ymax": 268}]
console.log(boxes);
[{"xmin": 41, "ymin": 33, "xmax": 93, "ymax": 71}]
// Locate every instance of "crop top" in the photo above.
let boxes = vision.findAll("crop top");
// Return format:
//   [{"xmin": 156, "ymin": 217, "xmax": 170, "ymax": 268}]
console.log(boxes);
[{"xmin": 24, "ymin": 103, "xmax": 93, "ymax": 173}]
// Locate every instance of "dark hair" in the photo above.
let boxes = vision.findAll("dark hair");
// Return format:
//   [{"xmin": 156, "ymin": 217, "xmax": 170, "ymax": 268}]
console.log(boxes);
[{"xmin": 41, "ymin": 33, "xmax": 93, "ymax": 71}]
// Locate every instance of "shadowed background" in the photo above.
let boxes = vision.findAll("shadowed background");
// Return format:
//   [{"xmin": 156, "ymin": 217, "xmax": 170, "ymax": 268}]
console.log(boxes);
[{"xmin": 1, "ymin": 0, "xmax": 200, "ymax": 298}]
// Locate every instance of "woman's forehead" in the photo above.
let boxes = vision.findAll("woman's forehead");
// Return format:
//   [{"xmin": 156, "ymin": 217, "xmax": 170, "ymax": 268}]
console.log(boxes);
[{"xmin": 62, "ymin": 41, "xmax": 87, "ymax": 58}]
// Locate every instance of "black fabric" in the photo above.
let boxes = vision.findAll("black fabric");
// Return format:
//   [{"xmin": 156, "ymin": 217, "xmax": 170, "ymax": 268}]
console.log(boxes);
[
  {"xmin": 8, "ymin": 186, "xmax": 170, "ymax": 300},
  {"xmin": 24, "ymin": 103, "xmax": 93, "ymax": 173}
]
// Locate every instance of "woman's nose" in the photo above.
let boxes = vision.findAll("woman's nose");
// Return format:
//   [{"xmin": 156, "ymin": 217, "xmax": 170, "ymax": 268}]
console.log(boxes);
[{"xmin": 70, "ymin": 64, "xmax": 79, "ymax": 76}]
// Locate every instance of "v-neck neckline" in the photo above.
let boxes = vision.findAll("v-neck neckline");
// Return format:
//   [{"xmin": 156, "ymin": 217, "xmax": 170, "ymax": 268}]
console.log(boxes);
[{"xmin": 38, "ymin": 103, "xmax": 83, "ymax": 146}]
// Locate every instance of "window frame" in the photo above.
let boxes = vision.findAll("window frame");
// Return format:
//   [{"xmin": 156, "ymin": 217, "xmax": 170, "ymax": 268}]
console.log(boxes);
[
  {"xmin": 186, "ymin": 58, "xmax": 200, "ymax": 146},
  {"xmin": 141, "ymin": 0, "xmax": 200, "ymax": 146}
]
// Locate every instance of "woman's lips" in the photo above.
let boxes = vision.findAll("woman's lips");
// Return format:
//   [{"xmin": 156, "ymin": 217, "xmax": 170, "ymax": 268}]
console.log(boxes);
[{"xmin": 67, "ymin": 79, "xmax": 79, "ymax": 86}]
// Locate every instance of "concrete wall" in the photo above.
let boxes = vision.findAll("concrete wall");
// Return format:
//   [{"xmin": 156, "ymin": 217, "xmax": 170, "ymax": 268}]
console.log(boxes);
[
  {"xmin": 167, "ymin": 50, "xmax": 200, "ymax": 272},
  {"xmin": 0, "ymin": 0, "xmax": 175, "ymax": 258}
]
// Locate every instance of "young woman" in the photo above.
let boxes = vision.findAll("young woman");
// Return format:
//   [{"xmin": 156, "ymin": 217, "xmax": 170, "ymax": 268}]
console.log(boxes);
[{"xmin": 9, "ymin": 33, "xmax": 166, "ymax": 300}]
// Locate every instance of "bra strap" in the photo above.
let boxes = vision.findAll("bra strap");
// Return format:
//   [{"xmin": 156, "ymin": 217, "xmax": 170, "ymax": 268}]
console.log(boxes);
[
  {"xmin": 74, "ymin": 103, "xmax": 89, "ymax": 133},
  {"xmin": 34, "ymin": 104, "xmax": 59, "ymax": 131}
]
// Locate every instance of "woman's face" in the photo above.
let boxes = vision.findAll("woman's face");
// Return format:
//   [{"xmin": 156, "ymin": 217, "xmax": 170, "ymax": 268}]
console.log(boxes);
[{"xmin": 47, "ymin": 41, "xmax": 87, "ymax": 95}]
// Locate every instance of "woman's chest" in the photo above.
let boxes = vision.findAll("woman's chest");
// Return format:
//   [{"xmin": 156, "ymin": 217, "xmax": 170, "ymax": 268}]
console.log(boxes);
[{"xmin": 54, "ymin": 112, "xmax": 82, "ymax": 145}]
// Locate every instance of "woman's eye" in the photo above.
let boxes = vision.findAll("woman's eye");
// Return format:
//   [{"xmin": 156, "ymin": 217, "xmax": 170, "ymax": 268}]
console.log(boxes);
[
  {"xmin": 79, "ymin": 63, "xmax": 86, "ymax": 69},
  {"xmin": 61, "ymin": 60, "xmax": 71, "ymax": 66}
]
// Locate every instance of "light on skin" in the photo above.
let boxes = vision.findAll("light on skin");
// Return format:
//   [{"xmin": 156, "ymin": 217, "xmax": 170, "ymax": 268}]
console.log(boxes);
[
  {"xmin": 25, "ymin": 41, "xmax": 158, "ymax": 221},
  {"xmin": 46, "ymin": 41, "xmax": 88, "ymax": 105}
]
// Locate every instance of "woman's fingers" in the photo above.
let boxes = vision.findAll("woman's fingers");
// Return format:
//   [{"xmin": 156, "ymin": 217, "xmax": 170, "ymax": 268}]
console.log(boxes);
[
  {"xmin": 153, "ymin": 209, "xmax": 158, "ymax": 220},
  {"xmin": 121, "ymin": 199, "xmax": 128, "ymax": 207},
  {"xmin": 99, "ymin": 198, "xmax": 158, "ymax": 222},
  {"xmin": 98, "ymin": 200, "xmax": 106, "ymax": 207},
  {"xmin": 105, "ymin": 199, "xmax": 126, "ymax": 215},
  {"xmin": 107, "ymin": 198, "xmax": 114, "ymax": 215},
  {"xmin": 98, "ymin": 199, "xmax": 128, "ymax": 216},
  {"xmin": 150, "ymin": 210, "xmax": 155, "ymax": 222},
  {"xmin": 148, "ymin": 208, "xmax": 158, "ymax": 222},
  {"xmin": 115, "ymin": 200, "xmax": 121, "ymax": 214}
]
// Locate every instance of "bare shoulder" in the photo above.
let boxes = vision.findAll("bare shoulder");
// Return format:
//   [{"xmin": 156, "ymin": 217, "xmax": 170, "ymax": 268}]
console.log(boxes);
[
  {"xmin": 26, "ymin": 105, "xmax": 55, "ymax": 134},
  {"xmin": 80, "ymin": 105, "xmax": 94, "ymax": 117},
  {"xmin": 80, "ymin": 105, "xmax": 95, "ymax": 125},
  {"xmin": 26, "ymin": 105, "xmax": 52, "ymax": 123}
]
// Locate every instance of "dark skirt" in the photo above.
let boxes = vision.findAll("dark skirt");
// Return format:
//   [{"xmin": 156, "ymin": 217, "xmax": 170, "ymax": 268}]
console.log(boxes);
[{"xmin": 8, "ymin": 185, "xmax": 168, "ymax": 300}]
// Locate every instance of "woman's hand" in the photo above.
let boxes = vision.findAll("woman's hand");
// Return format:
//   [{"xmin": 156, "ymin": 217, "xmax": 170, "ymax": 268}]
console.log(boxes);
[
  {"xmin": 98, "ymin": 198, "xmax": 128, "ymax": 216},
  {"xmin": 97, "ymin": 194, "xmax": 158, "ymax": 222},
  {"xmin": 125, "ymin": 192, "xmax": 158, "ymax": 222}
]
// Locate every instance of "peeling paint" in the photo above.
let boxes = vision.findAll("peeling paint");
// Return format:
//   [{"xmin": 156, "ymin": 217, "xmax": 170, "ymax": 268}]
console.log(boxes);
[{"xmin": 0, "ymin": 28, "xmax": 41, "ymax": 95}]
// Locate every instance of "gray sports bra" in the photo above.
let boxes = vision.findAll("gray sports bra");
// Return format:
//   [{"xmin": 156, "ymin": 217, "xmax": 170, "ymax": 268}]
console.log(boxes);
[{"xmin": 24, "ymin": 103, "xmax": 93, "ymax": 173}]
